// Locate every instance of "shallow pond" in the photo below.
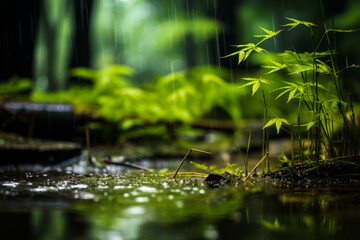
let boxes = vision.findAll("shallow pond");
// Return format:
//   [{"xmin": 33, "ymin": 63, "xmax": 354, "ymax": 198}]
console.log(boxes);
[{"xmin": 1, "ymin": 155, "xmax": 360, "ymax": 240}]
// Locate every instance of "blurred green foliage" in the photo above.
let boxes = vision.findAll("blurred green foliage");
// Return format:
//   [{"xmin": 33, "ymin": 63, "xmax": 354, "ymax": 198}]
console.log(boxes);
[
  {"xmin": 0, "ymin": 77, "xmax": 32, "ymax": 99},
  {"xmin": 91, "ymin": 0, "xmax": 221, "ymax": 76},
  {"xmin": 32, "ymin": 65, "xmax": 245, "ymax": 131}
]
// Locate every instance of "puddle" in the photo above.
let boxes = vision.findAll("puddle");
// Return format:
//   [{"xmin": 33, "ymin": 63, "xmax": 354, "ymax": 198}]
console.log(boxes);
[{"xmin": 0, "ymin": 157, "xmax": 360, "ymax": 240}]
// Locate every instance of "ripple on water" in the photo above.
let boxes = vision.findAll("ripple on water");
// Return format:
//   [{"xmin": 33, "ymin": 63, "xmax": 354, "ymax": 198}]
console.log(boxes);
[
  {"xmin": 74, "ymin": 192, "xmax": 95, "ymax": 200},
  {"xmin": 135, "ymin": 197, "xmax": 149, "ymax": 203},
  {"xmin": 70, "ymin": 184, "xmax": 88, "ymax": 189},
  {"xmin": 30, "ymin": 186, "xmax": 52, "ymax": 192},
  {"xmin": 2, "ymin": 182, "xmax": 19, "ymax": 188},
  {"xmin": 136, "ymin": 186, "xmax": 157, "ymax": 193},
  {"xmin": 125, "ymin": 206, "xmax": 145, "ymax": 215}
]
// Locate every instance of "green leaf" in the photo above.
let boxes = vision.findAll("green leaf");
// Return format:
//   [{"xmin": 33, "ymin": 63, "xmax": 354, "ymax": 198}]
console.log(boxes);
[
  {"xmin": 242, "ymin": 77, "xmax": 271, "ymax": 84},
  {"xmin": 315, "ymin": 59, "xmax": 332, "ymax": 74},
  {"xmin": 274, "ymin": 81, "xmax": 304, "ymax": 101},
  {"xmin": 252, "ymin": 82, "xmax": 260, "ymax": 96},
  {"xmin": 275, "ymin": 88, "xmax": 292, "ymax": 100},
  {"xmin": 223, "ymin": 43, "xmax": 264, "ymax": 64},
  {"xmin": 288, "ymin": 64, "xmax": 313, "ymax": 75},
  {"xmin": 238, "ymin": 81, "xmax": 257, "ymax": 89},
  {"xmin": 275, "ymin": 119, "xmax": 283, "ymax": 134},
  {"xmin": 262, "ymin": 219, "xmax": 285, "ymax": 231},
  {"xmin": 282, "ymin": 17, "xmax": 317, "ymax": 30},
  {"xmin": 238, "ymin": 51, "xmax": 246, "ymax": 64},
  {"xmin": 255, "ymin": 27, "xmax": 283, "ymax": 42},
  {"xmin": 306, "ymin": 121, "xmax": 316, "ymax": 131},
  {"xmin": 190, "ymin": 161, "xmax": 211, "ymax": 172},
  {"xmin": 221, "ymin": 51, "xmax": 241, "ymax": 58},
  {"xmin": 0, "ymin": 78, "xmax": 32, "ymax": 95},
  {"xmin": 71, "ymin": 67, "xmax": 97, "ymax": 79},
  {"xmin": 263, "ymin": 61, "xmax": 287, "ymax": 74},
  {"xmin": 263, "ymin": 118, "xmax": 277, "ymax": 129},
  {"xmin": 264, "ymin": 118, "xmax": 289, "ymax": 134},
  {"xmin": 202, "ymin": 73, "xmax": 226, "ymax": 85},
  {"xmin": 240, "ymin": 77, "xmax": 271, "ymax": 95},
  {"xmin": 213, "ymin": 163, "xmax": 243, "ymax": 175},
  {"xmin": 231, "ymin": 43, "xmax": 256, "ymax": 48},
  {"xmin": 104, "ymin": 65, "xmax": 134, "ymax": 76},
  {"xmin": 288, "ymin": 88, "xmax": 297, "ymax": 102}
]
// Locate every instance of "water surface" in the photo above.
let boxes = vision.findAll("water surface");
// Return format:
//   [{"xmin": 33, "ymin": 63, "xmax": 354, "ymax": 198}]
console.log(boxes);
[{"xmin": 1, "ymin": 157, "xmax": 360, "ymax": 240}]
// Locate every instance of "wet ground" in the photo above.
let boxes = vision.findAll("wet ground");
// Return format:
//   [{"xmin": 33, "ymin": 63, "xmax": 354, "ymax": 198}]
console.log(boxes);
[{"xmin": 1, "ymin": 153, "xmax": 360, "ymax": 240}]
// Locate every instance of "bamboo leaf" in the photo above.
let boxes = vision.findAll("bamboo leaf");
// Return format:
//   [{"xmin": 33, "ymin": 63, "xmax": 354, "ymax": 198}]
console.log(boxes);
[
  {"xmin": 71, "ymin": 67, "xmax": 97, "ymax": 79},
  {"xmin": 190, "ymin": 161, "xmax": 210, "ymax": 172},
  {"xmin": 263, "ymin": 61, "xmax": 287, "ymax": 74},
  {"xmin": 255, "ymin": 27, "xmax": 283, "ymax": 42},
  {"xmin": 221, "ymin": 51, "xmax": 241, "ymax": 58},
  {"xmin": 264, "ymin": 118, "xmax": 289, "ymax": 134},
  {"xmin": 231, "ymin": 43, "xmax": 256, "ymax": 48},
  {"xmin": 287, "ymin": 88, "xmax": 297, "ymax": 102},
  {"xmin": 275, "ymin": 88, "xmax": 292, "ymax": 100},
  {"xmin": 288, "ymin": 64, "xmax": 313, "ymax": 75},
  {"xmin": 315, "ymin": 59, "xmax": 332, "ymax": 74},
  {"xmin": 306, "ymin": 121, "xmax": 316, "ymax": 131},
  {"xmin": 275, "ymin": 119, "xmax": 283, "ymax": 134},
  {"xmin": 263, "ymin": 118, "xmax": 277, "ymax": 129},
  {"xmin": 283, "ymin": 17, "xmax": 317, "ymax": 30},
  {"xmin": 244, "ymin": 49, "xmax": 253, "ymax": 61},
  {"xmin": 242, "ymin": 77, "xmax": 260, "ymax": 81},
  {"xmin": 237, "ymin": 51, "xmax": 246, "ymax": 64},
  {"xmin": 202, "ymin": 73, "xmax": 226, "ymax": 85},
  {"xmin": 252, "ymin": 81, "xmax": 260, "ymax": 95},
  {"xmin": 238, "ymin": 81, "xmax": 257, "ymax": 89}
]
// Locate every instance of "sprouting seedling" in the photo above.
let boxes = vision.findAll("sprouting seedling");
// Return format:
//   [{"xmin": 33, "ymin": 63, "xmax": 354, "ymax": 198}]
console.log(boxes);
[{"xmin": 173, "ymin": 148, "xmax": 212, "ymax": 178}]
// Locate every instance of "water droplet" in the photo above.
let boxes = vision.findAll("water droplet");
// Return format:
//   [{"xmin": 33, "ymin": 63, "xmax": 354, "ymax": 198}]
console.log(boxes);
[
  {"xmin": 125, "ymin": 206, "xmax": 145, "ymax": 215},
  {"xmin": 71, "ymin": 184, "xmax": 88, "ymax": 189},
  {"xmin": 135, "ymin": 197, "xmax": 149, "ymax": 203},
  {"xmin": 2, "ymin": 182, "xmax": 19, "ymax": 188},
  {"xmin": 137, "ymin": 186, "xmax": 157, "ymax": 193}
]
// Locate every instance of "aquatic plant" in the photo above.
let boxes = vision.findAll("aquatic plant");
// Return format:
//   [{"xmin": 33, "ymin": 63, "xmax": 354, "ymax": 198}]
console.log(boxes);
[{"xmin": 224, "ymin": 14, "xmax": 360, "ymax": 178}]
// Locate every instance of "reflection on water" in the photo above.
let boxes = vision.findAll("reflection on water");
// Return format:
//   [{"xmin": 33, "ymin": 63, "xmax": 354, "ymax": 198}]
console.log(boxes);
[{"xmin": 1, "ymin": 161, "xmax": 360, "ymax": 240}]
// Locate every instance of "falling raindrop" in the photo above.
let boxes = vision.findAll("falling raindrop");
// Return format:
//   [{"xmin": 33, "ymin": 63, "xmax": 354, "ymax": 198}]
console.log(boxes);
[
  {"xmin": 36, "ymin": 75, "xmax": 49, "ymax": 91},
  {"xmin": 272, "ymin": 14, "xmax": 278, "ymax": 50},
  {"xmin": 5, "ymin": 33, "xmax": 9, "ymax": 56},
  {"xmin": 18, "ymin": 20, "xmax": 22, "ymax": 46}
]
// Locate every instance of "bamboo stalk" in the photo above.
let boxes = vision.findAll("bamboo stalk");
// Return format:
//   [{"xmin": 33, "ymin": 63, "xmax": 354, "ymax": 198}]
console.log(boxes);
[
  {"xmin": 85, "ymin": 125, "xmax": 91, "ymax": 163},
  {"xmin": 245, "ymin": 131, "xmax": 251, "ymax": 175},
  {"xmin": 244, "ymin": 153, "xmax": 268, "ymax": 182},
  {"xmin": 232, "ymin": 139, "xmax": 247, "ymax": 175}
]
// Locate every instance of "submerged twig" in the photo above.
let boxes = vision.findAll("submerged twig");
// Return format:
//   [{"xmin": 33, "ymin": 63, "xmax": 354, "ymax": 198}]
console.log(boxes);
[
  {"xmin": 246, "ymin": 131, "xmax": 252, "ymax": 175},
  {"xmin": 102, "ymin": 156, "xmax": 152, "ymax": 171},
  {"xmin": 173, "ymin": 148, "xmax": 212, "ymax": 178},
  {"xmin": 85, "ymin": 125, "xmax": 92, "ymax": 164},
  {"xmin": 244, "ymin": 153, "xmax": 269, "ymax": 182}
]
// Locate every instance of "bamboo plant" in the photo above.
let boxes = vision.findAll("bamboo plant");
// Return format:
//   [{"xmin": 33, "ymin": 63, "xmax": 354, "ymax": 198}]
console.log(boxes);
[{"xmin": 224, "ymin": 16, "xmax": 359, "ymax": 176}]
